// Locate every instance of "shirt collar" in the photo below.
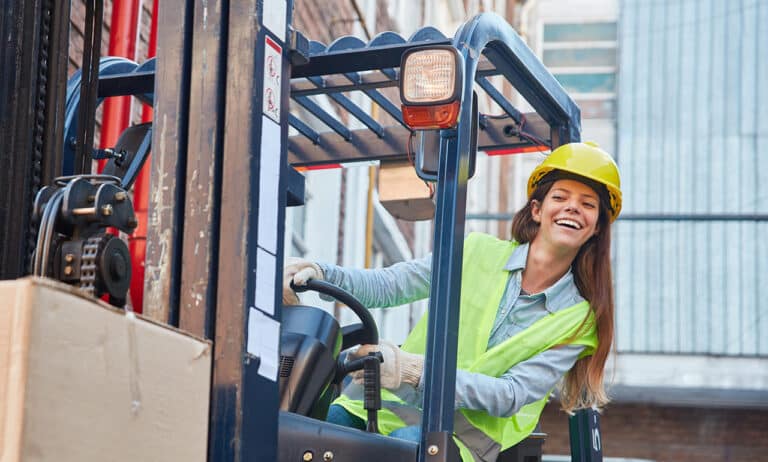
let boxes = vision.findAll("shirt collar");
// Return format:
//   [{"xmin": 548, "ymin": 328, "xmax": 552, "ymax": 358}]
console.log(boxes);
[
  {"xmin": 503, "ymin": 241, "xmax": 529, "ymax": 272},
  {"xmin": 502, "ymin": 241, "xmax": 578, "ymax": 313}
]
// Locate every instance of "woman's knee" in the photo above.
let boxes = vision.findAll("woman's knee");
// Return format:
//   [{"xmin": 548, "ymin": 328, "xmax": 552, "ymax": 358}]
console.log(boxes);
[
  {"xmin": 389, "ymin": 425, "xmax": 421, "ymax": 443},
  {"xmin": 325, "ymin": 404, "xmax": 366, "ymax": 430}
]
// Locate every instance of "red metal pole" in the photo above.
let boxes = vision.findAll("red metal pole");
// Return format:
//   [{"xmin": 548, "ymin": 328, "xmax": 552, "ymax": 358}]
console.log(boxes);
[
  {"xmin": 99, "ymin": 0, "xmax": 141, "ymax": 165},
  {"xmin": 128, "ymin": 0, "xmax": 158, "ymax": 313},
  {"xmin": 100, "ymin": 0, "xmax": 141, "ymax": 306}
]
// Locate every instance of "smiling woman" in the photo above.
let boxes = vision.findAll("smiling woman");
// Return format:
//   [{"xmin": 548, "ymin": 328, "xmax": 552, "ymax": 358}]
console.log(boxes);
[
  {"xmin": 510, "ymin": 141, "xmax": 621, "ymax": 412},
  {"xmin": 283, "ymin": 142, "xmax": 623, "ymax": 461}
]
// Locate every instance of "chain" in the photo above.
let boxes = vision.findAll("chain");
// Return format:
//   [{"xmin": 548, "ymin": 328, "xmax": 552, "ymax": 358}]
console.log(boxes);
[
  {"xmin": 79, "ymin": 234, "xmax": 106, "ymax": 297},
  {"xmin": 26, "ymin": 0, "xmax": 54, "ymax": 273}
]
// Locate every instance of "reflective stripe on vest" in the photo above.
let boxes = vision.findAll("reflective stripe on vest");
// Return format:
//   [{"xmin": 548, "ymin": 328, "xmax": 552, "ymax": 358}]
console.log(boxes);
[{"xmin": 332, "ymin": 232, "xmax": 598, "ymax": 461}]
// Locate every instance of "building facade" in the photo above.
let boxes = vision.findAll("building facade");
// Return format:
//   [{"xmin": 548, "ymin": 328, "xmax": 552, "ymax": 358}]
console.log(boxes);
[{"xmin": 523, "ymin": 0, "xmax": 768, "ymax": 460}]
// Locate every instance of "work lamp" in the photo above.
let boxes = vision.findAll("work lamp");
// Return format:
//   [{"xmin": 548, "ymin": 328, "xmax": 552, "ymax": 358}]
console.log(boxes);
[{"xmin": 399, "ymin": 46, "xmax": 463, "ymax": 129}]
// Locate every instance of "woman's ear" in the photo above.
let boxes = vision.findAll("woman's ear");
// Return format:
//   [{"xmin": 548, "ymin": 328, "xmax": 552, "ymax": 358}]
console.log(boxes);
[{"xmin": 531, "ymin": 200, "xmax": 542, "ymax": 223}]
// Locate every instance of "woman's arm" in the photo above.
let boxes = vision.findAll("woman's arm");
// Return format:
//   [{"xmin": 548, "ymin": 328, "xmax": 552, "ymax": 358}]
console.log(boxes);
[
  {"xmin": 451, "ymin": 344, "xmax": 585, "ymax": 417},
  {"xmin": 317, "ymin": 254, "xmax": 432, "ymax": 308}
]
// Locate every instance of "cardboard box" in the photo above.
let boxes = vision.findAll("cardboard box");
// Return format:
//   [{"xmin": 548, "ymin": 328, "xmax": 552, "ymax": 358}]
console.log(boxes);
[{"xmin": 0, "ymin": 277, "xmax": 212, "ymax": 462}]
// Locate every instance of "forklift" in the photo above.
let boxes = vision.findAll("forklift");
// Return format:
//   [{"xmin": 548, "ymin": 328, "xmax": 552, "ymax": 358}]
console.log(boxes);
[{"xmin": 0, "ymin": 1, "xmax": 602, "ymax": 461}]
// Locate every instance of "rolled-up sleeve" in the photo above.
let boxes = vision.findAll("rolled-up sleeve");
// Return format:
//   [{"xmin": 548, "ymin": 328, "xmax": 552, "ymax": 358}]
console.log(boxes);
[{"xmin": 451, "ymin": 344, "xmax": 584, "ymax": 417}]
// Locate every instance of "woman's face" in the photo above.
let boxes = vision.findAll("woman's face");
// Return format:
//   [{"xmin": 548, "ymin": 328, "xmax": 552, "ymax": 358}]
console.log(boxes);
[{"xmin": 531, "ymin": 178, "xmax": 601, "ymax": 253}]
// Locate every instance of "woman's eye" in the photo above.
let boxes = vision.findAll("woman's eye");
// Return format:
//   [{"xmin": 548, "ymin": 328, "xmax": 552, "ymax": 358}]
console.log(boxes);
[
  {"xmin": 552, "ymin": 195, "xmax": 564, "ymax": 201},
  {"xmin": 584, "ymin": 202, "xmax": 596, "ymax": 209}
]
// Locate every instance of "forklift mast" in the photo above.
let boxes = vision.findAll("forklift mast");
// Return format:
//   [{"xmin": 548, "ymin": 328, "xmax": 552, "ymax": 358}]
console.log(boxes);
[{"xmin": 0, "ymin": 1, "xmax": 603, "ymax": 461}]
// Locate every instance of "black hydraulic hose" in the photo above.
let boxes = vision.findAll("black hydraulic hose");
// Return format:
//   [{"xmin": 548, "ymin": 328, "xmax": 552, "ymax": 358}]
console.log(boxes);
[{"xmin": 291, "ymin": 279, "xmax": 378, "ymax": 345}]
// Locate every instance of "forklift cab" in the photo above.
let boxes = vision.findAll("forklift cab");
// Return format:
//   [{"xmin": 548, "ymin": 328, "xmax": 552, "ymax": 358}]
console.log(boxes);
[
  {"xmin": 29, "ymin": 7, "xmax": 601, "ymax": 462},
  {"xmin": 276, "ymin": 12, "xmax": 598, "ymax": 462}
]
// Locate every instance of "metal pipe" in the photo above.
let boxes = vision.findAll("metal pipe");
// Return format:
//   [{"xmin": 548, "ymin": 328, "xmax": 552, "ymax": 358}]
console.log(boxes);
[
  {"xmin": 467, "ymin": 213, "xmax": 768, "ymax": 222},
  {"xmin": 129, "ymin": 0, "xmax": 159, "ymax": 314},
  {"xmin": 618, "ymin": 214, "xmax": 768, "ymax": 222},
  {"xmin": 364, "ymin": 105, "xmax": 379, "ymax": 268},
  {"xmin": 98, "ymin": 0, "xmax": 141, "ymax": 170}
]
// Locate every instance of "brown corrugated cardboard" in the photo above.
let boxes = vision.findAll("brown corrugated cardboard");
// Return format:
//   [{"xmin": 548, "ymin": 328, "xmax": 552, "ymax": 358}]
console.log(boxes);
[{"xmin": 0, "ymin": 277, "xmax": 211, "ymax": 462}]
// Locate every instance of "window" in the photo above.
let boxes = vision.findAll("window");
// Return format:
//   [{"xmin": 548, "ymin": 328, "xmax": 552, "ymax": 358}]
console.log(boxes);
[
  {"xmin": 543, "ymin": 48, "xmax": 616, "ymax": 67},
  {"xmin": 543, "ymin": 22, "xmax": 617, "ymax": 42},
  {"xmin": 553, "ymin": 73, "xmax": 615, "ymax": 93},
  {"xmin": 542, "ymin": 21, "xmax": 617, "ymax": 120}
]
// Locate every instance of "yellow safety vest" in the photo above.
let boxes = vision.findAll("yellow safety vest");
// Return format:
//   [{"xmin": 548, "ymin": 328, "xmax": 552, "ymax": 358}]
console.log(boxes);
[{"xmin": 333, "ymin": 232, "xmax": 598, "ymax": 461}]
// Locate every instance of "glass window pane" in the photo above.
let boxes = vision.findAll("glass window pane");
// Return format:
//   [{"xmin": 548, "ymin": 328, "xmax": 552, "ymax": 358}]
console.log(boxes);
[
  {"xmin": 554, "ymin": 73, "xmax": 615, "ymax": 93},
  {"xmin": 543, "ymin": 48, "xmax": 616, "ymax": 67},
  {"xmin": 575, "ymin": 98, "xmax": 616, "ymax": 119},
  {"xmin": 543, "ymin": 22, "xmax": 617, "ymax": 42}
]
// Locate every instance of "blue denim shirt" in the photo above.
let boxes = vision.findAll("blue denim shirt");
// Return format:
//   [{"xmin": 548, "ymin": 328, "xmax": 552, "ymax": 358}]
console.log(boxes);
[{"xmin": 318, "ymin": 242, "xmax": 586, "ymax": 418}]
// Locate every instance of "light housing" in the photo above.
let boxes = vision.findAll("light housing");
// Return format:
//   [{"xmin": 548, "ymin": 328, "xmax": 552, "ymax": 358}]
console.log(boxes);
[{"xmin": 400, "ymin": 46, "xmax": 463, "ymax": 129}]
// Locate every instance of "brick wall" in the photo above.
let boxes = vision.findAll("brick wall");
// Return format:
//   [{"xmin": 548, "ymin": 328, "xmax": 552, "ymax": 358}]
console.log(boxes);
[
  {"xmin": 69, "ymin": 0, "xmax": 153, "ymax": 76},
  {"xmin": 539, "ymin": 403, "xmax": 768, "ymax": 462},
  {"xmin": 69, "ymin": 0, "xmax": 155, "ymax": 143}
]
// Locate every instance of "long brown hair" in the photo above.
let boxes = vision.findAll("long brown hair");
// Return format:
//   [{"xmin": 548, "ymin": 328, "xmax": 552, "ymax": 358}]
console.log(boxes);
[{"xmin": 509, "ymin": 176, "xmax": 614, "ymax": 412}]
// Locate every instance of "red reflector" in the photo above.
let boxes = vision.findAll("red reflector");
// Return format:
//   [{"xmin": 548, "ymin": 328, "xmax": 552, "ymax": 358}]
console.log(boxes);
[
  {"xmin": 486, "ymin": 145, "xmax": 549, "ymax": 156},
  {"xmin": 402, "ymin": 101, "xmax": 460, "ymax": 130},
  {"xmin": 294, "ymin": 164, "xmax": 343, "ymax": 171}
]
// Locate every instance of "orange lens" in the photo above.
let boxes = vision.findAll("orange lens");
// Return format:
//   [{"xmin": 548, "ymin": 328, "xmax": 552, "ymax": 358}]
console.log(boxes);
[{"xmin": 401, "ymin": 101, "xmax": 460, "ymax": 130}]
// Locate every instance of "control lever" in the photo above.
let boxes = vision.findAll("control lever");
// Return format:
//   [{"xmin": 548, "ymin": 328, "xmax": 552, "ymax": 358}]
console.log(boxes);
[
  {"xmin": 362, "ymin": 352, "xmax": 383, "ymax": 433},
  {"xmin": 338, "ymin": 351, "xmax": 384, "ymax": 433}
]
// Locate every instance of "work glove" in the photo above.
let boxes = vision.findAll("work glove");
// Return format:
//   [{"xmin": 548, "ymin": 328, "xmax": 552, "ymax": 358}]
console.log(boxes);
[
  {"xmin": 348, "ymin": 341, "xmax": 424, "ymax": 390},
  {"xmin": 282, "ymin": 257, "xmax": 323, "ymax": 305}
]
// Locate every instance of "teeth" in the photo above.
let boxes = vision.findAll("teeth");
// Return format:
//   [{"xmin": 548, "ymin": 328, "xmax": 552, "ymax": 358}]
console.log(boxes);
[{"xmin": 555, "ymin": 219, "xmax": 582, "ymax": 229}]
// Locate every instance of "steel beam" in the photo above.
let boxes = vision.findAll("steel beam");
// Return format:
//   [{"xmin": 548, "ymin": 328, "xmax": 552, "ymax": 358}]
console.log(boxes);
[
  {"xmin": 143, "ymin": 0, "xmax": 194, "ymax": 323},
  {"xmin": 98, "ymin": 71, "xmax": 155, "ymax": 97},
  {"xmin": 178, "ymin": 0, "xmax": 228, "ymax": 339},
  {"xmin": 291, "ymin": 39, "xmax": 452, "ymax": 78},
  {"xmin": 209, "ymin": 1, "xmax": 291, "ymax": 460},
  {"xmin": 287, "ymin": 112, "xmax": 550, "ymax": 167}
]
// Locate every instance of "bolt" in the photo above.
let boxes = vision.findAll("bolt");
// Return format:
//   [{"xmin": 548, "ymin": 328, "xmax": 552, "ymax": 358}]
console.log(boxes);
[
  {"xmin": 427, "ymin": 445, "xmax": 439, "ymax": 456},
  {"xmin": 127, "ymin": 217, "xmax": 139, "ymax": 229},
  {"xmin": 101, "ymin": 204, "xmax": 113, "ymax": 216},
  {"xmin": 87, "ymin": 195, "xmax": 95, "ymax": 203},
  {"xmin": 65, "ymin": 253, "xmax": 74, "ymax": 263},
  {"xmin": 323, "ymin": 451, "xmax": 334, "ymax": 461},
  {"xmin": 64, "ymin": 266, "xmax": 73, "ymax": 276},
  {"xmin": 114, "ymin": 191, "xmax": 127, "ymax": 201},
  {"xmin": 72, "ymin": 207, "xmax": 97, "ymax": 216},
  {"xmin": 302, "ymin": 451, "xmax": 314, "ymax": 461}
]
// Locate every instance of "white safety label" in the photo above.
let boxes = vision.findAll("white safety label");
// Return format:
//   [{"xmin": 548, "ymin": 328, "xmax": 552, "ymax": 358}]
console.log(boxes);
[
  {"xmin": 263, "ymin": 36, "xmax": 282, "ymax": 123},
  {"xmin": 262, "ymin": 0, "xmax": 287, "ymax": 42},
  {"xmin": 247, "ymin": 307, "xmax": 280, "ymax": 381}
]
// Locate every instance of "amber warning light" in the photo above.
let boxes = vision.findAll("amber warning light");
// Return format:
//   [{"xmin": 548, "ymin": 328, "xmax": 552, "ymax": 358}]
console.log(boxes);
[{"xmin": 400, "ymin": 47, "xmax": 463, "ymax": 130}]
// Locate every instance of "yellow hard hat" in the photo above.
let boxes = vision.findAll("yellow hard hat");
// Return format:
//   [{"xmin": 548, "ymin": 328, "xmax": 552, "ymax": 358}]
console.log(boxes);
[{"xmin": 527, "ymin": 142, "xmax": 622, "ymax": 222}]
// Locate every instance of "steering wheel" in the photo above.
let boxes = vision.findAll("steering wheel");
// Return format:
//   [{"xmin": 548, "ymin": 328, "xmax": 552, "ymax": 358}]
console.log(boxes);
[{"xmin": 291, "ymin": 279, "xmax": 378, "ymax": 349}]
